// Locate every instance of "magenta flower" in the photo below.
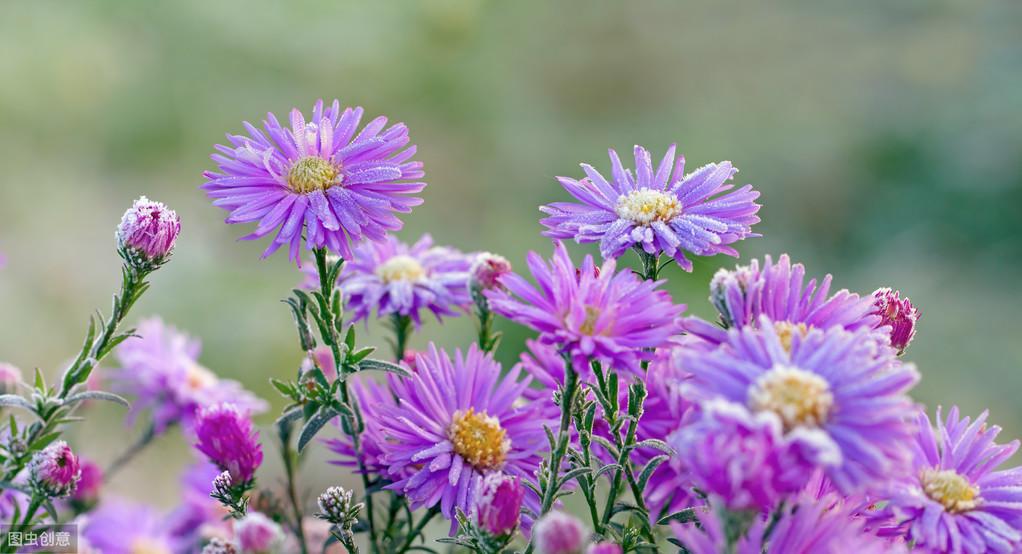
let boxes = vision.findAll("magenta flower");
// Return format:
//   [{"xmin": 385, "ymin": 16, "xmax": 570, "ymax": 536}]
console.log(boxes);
[
  {"xmin": 335, "ymin": 233, "xmax": 471, "ymax": 326},
  {"xmin": 533, "ymin": 511, "xmax": 587, "ymax": 554},
  {"xmin": 114, "ymin": 318, "xmax": 266, "ymax": 433},
  {"xmin": 116, "ymin": 196, "xmax": 180, "ymax": 262},
  {"xmin": 870, "ymin": 287, "xmax": 920, "ymax": 354},
  {"xmin": 682, "ymin": 318, "xmax": 919, "ymax": 494},
  {"xmin": 875, "ymin": 407, "xmax": 1022, "ymax": 554},
  {"xmin": 674, "ymin": 493, "xmax": 902, "ymax": 554},
  {"xmin": 29, "ymin": 441, "xmax": 81, "ymax": 498},
  {"xmin": 376, "ymin": 344, "xmax": 551, "ymax": 529},
  {"xmin": 194, "ymin": 403, "xmax": 263, "ymax": 483},
  {"xmin": 202, "ymin": 99, "xmax": 425, "ymax": 263},
  {"xmin": 486, "ymin": 242, "xmax": 684, "ymax": 375},
  {"xmin": 684, "ymin": 254, "xmax": 880, "ymax": 345},
  {"xmin": 668, "ymin": 399, "xmax": 814, "ymax": 511},
  {"xmin": 540, "ymin": 145, "xmax": 760, "ymax": 270},
  {"xmin": 476, "ymin": 473, "xmax": 525, "ymax": 536},
  {"xmin": 70, "ymin": 458, "xmax": 103, "ymax": 507}
]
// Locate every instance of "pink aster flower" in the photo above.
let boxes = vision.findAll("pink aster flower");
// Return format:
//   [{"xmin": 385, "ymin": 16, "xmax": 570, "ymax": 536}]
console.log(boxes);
[
  {"xmin": 116, "ymin": 196, "xmax": 181, "ymax": 262},
  {"xmin": 194, "ymin": 403, "xmax": 263, "ymax": 483},
  {"xmin": 870, "ymin": 287, "xmax": 920, "ymax": 354},
  {"xmin": 684, "ymin": 254, "xmax": 881, "ymax": 346},
  {"xmin": 335, "ymin": 233, "xmax": 471, "ymax": 326},
  {"xmin": 486, "ymin": 242, "xmax": 684, "ymax": 375},
  {"xmin": 533, "ymin": 511, "xmax": 588, "ymax": 554},
  {"xmin": 202, "ymin": 99, "xmax": 425, "ymax": 263},
  {"xmin": 874, "ymin": 407, "xmax": 1022, "ymax": 554},
  {"xmin": 29, "ymin": 441, "xmax": 81, "ymax": 498},
  {"xmin": 235, "ymin": 512, "xmax": 286, "ymax": 553},
  {"xmin": 377, "ymin": 344, "xmax": 551, "ymax": 530},
  {"xmin": 70, "ymin": 458, "xmax": 103, "ymax": 508},
  {"xmin": 540, "ymin": 144, "xmax": 761, "ymax": 270},
  {"xmin": 475, "ymin": 473, "xmax": 525, "ymax": 536},
  {"xmin": 114, "ymin": 318, "xmax": 267, "ymax": 433}
]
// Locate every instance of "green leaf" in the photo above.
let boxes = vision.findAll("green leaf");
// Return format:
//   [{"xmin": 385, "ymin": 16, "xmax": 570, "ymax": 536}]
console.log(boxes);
[
  {"xmin": 356, "ymin": 359, "xmax": 411, "ymax": 377},
  {"xmin": 297, "ymin": 407, "xmax": 341, "ymax": 452},
  {"xmin": 270, "ymin": 378, "xmax": 297, "ymax": 399},
  {"xmin": 64, "ymin": 390, "xmax": 130, "ymax": 408},
  {"xmin": 633, "ymin": 438, "xmax": 674, "ymax": 455},
  {"xmin": 637, "ymin": 454, "xmax": 670, "ymax": 491},
  {"xmin": 0, "ymin": 394, "xmax": 34, "ymax": 411},
  {"xmin": 658, "ymin": 508, "xmax": 699, "ymax": 525}
]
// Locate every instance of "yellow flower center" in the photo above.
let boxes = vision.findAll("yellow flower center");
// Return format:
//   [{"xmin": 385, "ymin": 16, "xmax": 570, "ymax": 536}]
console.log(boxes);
[
  {"xmin": 748, "ymin": 365, "xmax": 833, "ymax": 430},
  {"xmin": 185, "ymin": 362, "xmax": 218, "ymax": 392},
  {"xmin": 376, "ymin": 255, "xmax": 426, "ymax": 284},
  {"xmin": 615, "ymin": 188, "xmax": 682, "ymax": 225},
  {"xmin": 774, "ymin": 321, "xmax": 810, "ymax": 353},
  {"xmin": 921, "ymin": 469, "xmax": 980, "ymax": 513},
  {"xmin": 579, "ymin": 306, "xmax": 601, "ymax": 335},
  {"xmin": 287, "ymin": 156, "xmax": 341, "ymax": 194},
  {"xmin": 448, "ymin": 408, "xmax": 510, "ymax": 470},
  {"xmin": 130, "ymin": 538, "xmax": 173, "ymax": 554}
]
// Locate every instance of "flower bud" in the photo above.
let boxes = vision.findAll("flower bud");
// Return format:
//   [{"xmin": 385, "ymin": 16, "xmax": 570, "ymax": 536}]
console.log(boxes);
[
  {"xmin": 29, "ymin": 441, "xmax": 81, "ymax": 498},
  {"xmin": 475, "ymin": 473, "xmax": 524, "ymax": 536},
  {"xmin": 470, "ymin": 253, "xmax": 512, "ymax": 292},
  {"xmin": 870, "ymin": 287, "xmax": 920, "ymax": 354},
  {"xmin": 587, "ymin": 543, "xmax": 622, "ymax": 554},
  {"xmin": 316, "ymin": 486, "xmax": 362, "ymax": 530},
  {"xmin": 194, "ymin": 404, "xmax": 263, "ymax": 483},
  {"xmin": 116, "ymin": 196, "xmax": 180, "ymax": 264},
  {"xmin": 0, "ymin": 362, "xmax": 22, "ymax": 395},
  {"xmin": 211, "ymin": 470, "xmax": 233, "ymax": 498},
  {"xmin": 235, "ymin": 512, "xmax": 286, "ymax": 554},
  {"xmin": 533, "ymin": 511, "xmax": 587, "ymax": 554},
  {"xmin": 201, "ymin": 538, "xmax": 239, "ymax": 554},
  {"xmin": 70, "ymin": 458, "xmax": 103, "ymax": 508},
  {"xmin": 709, "ymin": 264, "xmax": 757, "ymax": 328}
]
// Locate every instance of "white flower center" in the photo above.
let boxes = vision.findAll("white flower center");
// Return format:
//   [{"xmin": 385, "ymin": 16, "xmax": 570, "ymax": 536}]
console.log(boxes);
[
  {"xmin": 921, "ymin": 469, "xmax": 980, "ymax": 513},
  {"xmin": 288, "ymin": 156, "xmax": 341, "ymax": 194},
  {"xmin": 615, "ymin": 188, "xmax": 682, "ymax": 225},
  {"xmin": 376, "ymin": 255, "xmax": 426, "ymax": 284},
  {"xmin": 748, "ymin": 365, "xmax": 833, "ymax": 430}
]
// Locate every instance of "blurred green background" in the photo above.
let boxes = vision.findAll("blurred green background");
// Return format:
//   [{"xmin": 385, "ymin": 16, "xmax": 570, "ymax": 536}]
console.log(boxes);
[{"xmin": 1, "ymin": 0, "xmax": 1021, "ymax": 523}]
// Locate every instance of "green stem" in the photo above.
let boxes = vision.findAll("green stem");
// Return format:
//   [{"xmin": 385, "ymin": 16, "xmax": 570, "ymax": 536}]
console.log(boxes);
[
  {"xmin": 397, "ymin": 507, "xmax": 439, "ymax": 553},
  {"xmin": 1, "ymin": 497, "xmax": 41, "ymax": 553},
  {"xmin": 312, "ymin": 248, "xmax": 379, "ymax": 554},
  {"xmin": 390, "ymin": 313, "xmax": 412, "ymax": 362},
  {"xmin": 280, "ymin": 424, "xmax": 309, "ymax": 554},
  {"xmin": 103, "ymin": 421, "xmax": 157, "ymax": 482}
]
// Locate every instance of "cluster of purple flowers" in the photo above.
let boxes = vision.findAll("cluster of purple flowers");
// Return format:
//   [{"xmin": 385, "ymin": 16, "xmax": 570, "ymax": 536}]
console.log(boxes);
[{"xmin": 45, "ymin": 100, "xmax": 1018, "ymax": 554}]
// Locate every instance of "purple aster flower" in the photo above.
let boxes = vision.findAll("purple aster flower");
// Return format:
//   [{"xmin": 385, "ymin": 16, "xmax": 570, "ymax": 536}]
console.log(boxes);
[
  {"xmin": 202, "ymin": 99, "xmax": 425, "ymax": 263},
  {"xmin": 116, "ymin": 196, "xmax": 181, "ymax": 262},
  {"xmin": 875, "ymin": 407, "xmax": 1022, "ymax": 554},
  {"xmin": 870, "ymin": 287, "xmax": 920, "ymax": 355},
  {"xmin": 114, "ymin": 318, "xmax": 267, "ymax": 433},
  {"xmin": 674, "ymin": 493, "xmax": 902, "ymax": 554},
  {"xmin": 668, "ymin": 399, "xmax": 815, "ymax": 511},
  {"xmin": 533, "ymin": 511, "xmax": 588, "ymax": 554},
  {"xmin": 29, "ymin": 440, "xmax": 81, "ymax": 498},
  {"xmin": 335, "ymin": 233, "xmax": 471, "ymax": 326},
  {"xmin": 540, "ymin": 145, "xmax": 760, "ymax": 270},
  {"xmin": 194, "ymin": 403, "xmax": 263, "ymax": 483},
  {"xmin": 377, "ymin": 344, "xmax": 551, "ymax": 529},
  {"xmin": 682, "ymin": 317, "xmax": 919, "ymax": 494},
  {"xmin": 475, "ymin": 473, "xmax": 525, "ymax": 536},
  {"xmin": 80, "ymin": 500, "xmax": 180, "ymax": 554},
  {"xmin": 486, "ymin": 242, "xmax": 684, "ymax": 375},
  {"xmin": 685, "ymin": 254, "xmax": 881, "ymax": 346}
]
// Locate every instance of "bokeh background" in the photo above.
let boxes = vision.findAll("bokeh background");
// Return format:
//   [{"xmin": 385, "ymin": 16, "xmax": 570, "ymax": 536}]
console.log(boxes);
[{"xmin": 1, "ymin": 0, "xmax": 1021, "ymax": 532}]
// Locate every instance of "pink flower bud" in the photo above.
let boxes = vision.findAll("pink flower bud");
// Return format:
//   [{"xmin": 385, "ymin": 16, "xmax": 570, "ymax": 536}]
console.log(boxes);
[
  {"xmin": 871, "ymin": 287, "xmax": 920, "ymax": 354},
  {"xmin": 194, "ymin": 403, "xmax": 263, "ymax": 482},
  {"xmin": 29, "ymin": 441, "xmax": 81, "ymax": 498},
  {"xmin": 533, "ymin": 511, "xmax": 587, "ymax": 554},
  {"xmin": 470, "ymin": 253, "xmax": 513, "ymax": 291},
  {"xmin": 476, "ymin": 473, "xmax": 524, "ymax": 536},
  {"xmin": 235, "ymin": 512, "xmax": 285, "ymax": 553},
  {"xmin": 116, "ymin": 196, "xmax": 180, "ymax": 261}
]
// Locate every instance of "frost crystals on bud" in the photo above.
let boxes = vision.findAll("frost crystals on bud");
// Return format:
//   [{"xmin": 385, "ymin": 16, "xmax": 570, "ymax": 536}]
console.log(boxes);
[
  {"xmin": 116, "ymin": 196, "xmax": 180, "ymax": 269},
  {"xmin": 316, "ymin": 486, "xmax": 362, "ymax": 529},
  {"xmin": 201, "ymin": 537, "xmax": 239, "ymax": 554},
  {"xmin": 29, "ymin": 441, "xmax": 82, "ymax": 498},
  {"xmin": 871, "ymin": 287, "xmax": 920, "ymax": 354}
]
